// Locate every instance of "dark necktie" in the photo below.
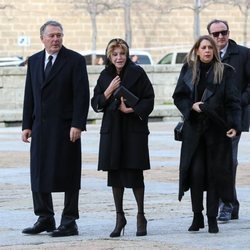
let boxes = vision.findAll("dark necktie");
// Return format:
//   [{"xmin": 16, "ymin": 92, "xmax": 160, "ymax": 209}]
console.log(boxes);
[{"xmin": 44, "ymin": 55, "xmax": 53, "ymax": 79}]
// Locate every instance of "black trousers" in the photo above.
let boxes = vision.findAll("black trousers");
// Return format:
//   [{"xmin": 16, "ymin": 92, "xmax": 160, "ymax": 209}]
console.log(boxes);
[
  {"xmin": 32, "ymin": 190, "xmax": 79, "ymax": 226},
  {"xmin": 190, "ymin": 137, "xmax": 219, "ymax": 217},
  {"xmin": 220, "ymin": 134, "xmax": 240, "ymax": 214}
]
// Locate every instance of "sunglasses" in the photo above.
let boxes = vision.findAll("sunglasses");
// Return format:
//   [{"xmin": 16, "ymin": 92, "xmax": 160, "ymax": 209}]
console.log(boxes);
[{"xmin": 211, "ymin": 30, "xmax": 228, "ymax": 38}]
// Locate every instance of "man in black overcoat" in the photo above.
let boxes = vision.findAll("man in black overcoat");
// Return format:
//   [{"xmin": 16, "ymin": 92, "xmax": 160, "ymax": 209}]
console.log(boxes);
[
  {"xmin": 207, "ymin": 19, "xmax": 250, "ymax": 221},
  {"xmin": 21, "ymin": 20, "xmax": 89, "ymax": 237}
]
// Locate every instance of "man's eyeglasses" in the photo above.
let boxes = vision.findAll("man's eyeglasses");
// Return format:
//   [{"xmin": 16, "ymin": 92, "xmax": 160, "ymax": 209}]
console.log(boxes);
[
  {"xmin": 45, "ymin": 33, "xmax": 63, "ymax": 39},
  {"xmin": 210, "ymin": 30, "xmax": 228, "ymax": 38}
]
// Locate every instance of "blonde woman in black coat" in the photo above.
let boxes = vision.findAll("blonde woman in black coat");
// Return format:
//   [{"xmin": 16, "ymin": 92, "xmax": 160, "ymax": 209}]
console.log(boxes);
[
  {"xmin": 172, "ymin": 35, "xmax": 241, "ymax": 233},
  {"xmin": 91, "ymin": 38, "xmax": 154, "ymax": 237}
]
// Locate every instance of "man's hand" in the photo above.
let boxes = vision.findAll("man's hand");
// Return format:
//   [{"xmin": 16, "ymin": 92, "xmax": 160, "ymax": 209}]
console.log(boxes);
[
  {"xmin": 22, "ymin": 129, "xmax": 32, "ymax": 143},
  {"xmin": 226, "ymin": 128, "xmax": 237, "ymax": 138},
  {"xmin": 70, "ymin": 127, "xmax": 82, "ymax": 142}
]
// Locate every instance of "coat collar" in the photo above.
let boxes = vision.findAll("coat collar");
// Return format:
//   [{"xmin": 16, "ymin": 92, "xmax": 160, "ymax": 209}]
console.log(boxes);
[
  {"xmin": 183, "ymin": 64, "xmax": 216, "ymax": 101},
  {"xmin": 222, "ymin": 39, "xmax": 239, "ymax": 61},
  {"xmin": 36, "ymin": 52, "xmax": 45, "ymax": 84},
  {"xmin": 104, "ymin": 61, "xmax": 142, "ymax": 90},
  {"xmin": 41, "ymin": 46, "xmax": 67, "ymax": 88},
  {"xmin": 182, "ymin": 66, "xmax": 193, "ymax": 91},
  {"xmin": 121, "ymin": 62, "xmax": 142, "ymax": 89}
]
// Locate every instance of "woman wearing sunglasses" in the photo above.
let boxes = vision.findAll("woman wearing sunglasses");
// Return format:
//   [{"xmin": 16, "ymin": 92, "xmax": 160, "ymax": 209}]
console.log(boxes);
[{"xmin": 172, "ymin": 35, "xmax": 241, "ymax": 233}]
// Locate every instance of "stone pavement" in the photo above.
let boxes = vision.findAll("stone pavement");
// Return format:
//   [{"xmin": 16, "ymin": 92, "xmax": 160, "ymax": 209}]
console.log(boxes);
[{"xmin": 0, "ymin": 121, "xmax": 250, "ymax": 250}]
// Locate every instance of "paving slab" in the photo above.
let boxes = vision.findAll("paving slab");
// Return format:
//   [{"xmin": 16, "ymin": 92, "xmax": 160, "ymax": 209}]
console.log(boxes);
[{"xmin": 0, "ymin": 121, "xmax": 249, "ymax": 250}]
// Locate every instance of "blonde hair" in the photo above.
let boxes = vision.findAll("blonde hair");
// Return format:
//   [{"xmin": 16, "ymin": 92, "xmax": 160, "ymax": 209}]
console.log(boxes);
[
  {"xmin": 105, "ymin": 38, "xmax": 129, "ymax": 66},
  {"xmin": 186, "ymin": 35, "xmax": 224, "ymax": 84}
]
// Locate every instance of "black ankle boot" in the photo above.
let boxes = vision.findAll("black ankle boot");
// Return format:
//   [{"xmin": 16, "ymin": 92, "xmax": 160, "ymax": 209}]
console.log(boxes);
[
  {"xmin": 136, "ymin": 213, "xmax": 147, "ymax": 236},
  {"xmin": 110, "ymin": 212, "xmax": 127, "ymax": 237},
  {"xmin": 188, "ymin": 212, "xmax": 204, "ymax": 231},
  {"xmin": 208, "ymin": 216, "xmax": 219, "ymax": 233}
]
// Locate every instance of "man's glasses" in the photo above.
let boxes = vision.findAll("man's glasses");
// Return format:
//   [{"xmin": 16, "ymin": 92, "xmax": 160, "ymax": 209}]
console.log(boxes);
[
  {"xmin": 210, "ymin": 30, "xmax": 228, "ymax": 38},
  {"xmin": 45, "ymin": 33, "xmax": 63, "ymax": 39}
]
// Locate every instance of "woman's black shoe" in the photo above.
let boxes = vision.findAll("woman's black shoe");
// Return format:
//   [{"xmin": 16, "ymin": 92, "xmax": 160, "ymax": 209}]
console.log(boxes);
[
  {"xmin": 188, "ymin": 212, "xmax": 204, "ymax": 231},
  {"xmin": 110, "ymin": 212, "xmax": 127, "ymax": 237},
  {"xmin": 136, "ymin": 213, "xmax": 147, "ymax": 236},
  {"xmin": 208, "ymin": 216, "xmax": 219, "ymax": 233}
]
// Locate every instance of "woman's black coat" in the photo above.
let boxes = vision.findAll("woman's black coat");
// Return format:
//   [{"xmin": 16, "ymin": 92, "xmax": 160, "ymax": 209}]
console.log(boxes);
[
  {"xmin": 172, "ymin": 63, "xmax": 241, "ymax": 202},
  {"xmin": 91, "ymin": 61, "xmax": 154, "ymax": 171}
]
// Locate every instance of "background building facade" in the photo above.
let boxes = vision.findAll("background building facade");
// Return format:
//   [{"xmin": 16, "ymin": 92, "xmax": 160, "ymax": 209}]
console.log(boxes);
[{"xmin": 0, "ymin": 0, "xmax": 249, "ymax": 63}]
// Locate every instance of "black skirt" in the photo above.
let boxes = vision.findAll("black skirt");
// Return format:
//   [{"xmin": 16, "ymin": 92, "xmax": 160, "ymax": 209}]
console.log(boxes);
[{"xmin": 107, "ymin": 169, "xmax": 144, "ymax": 188}]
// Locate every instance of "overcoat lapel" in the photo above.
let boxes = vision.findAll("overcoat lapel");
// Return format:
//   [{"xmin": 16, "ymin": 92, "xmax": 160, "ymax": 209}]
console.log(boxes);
[
  {"xmin": 41, "ymin": 47, "xmax": 67, "ymax": 89},
  {"xmin": 201, "ymin": 88, "xmax": 214, "ymax": 101},
  {"xmin": 183, "ymin": 69, "xmax": 193, "ymax": 91},
  {"xmin": 37, "ymin": 52, "xmax": 45, "ymax": 88}
]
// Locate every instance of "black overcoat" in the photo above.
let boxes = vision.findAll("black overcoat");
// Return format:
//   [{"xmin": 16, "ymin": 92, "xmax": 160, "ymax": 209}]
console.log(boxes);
[
  {"xmin": 22, "ymin": 46, "xmax": 90, "ymax": 192},
  {"xmin": 222, "ymin": 39, "xmax": 250, "ymax": 131},
  {"xmin": 173, "ymin": 63, "xmax": 241, "ymax": 201},
  {"xmin": 91, "ymin": 61, "xmax": 154, "ymax": 171}
]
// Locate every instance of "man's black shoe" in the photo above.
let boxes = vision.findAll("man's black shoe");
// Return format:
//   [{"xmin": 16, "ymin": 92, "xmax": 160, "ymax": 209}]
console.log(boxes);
[
  {"xmin": 22, "ymin": 219, "xmax": 56, "ymax": 234},
  {"xmin": 218, "ymin": 203, "xmax": 233, "ymax": 222},
  {"xmin": 51, "ymin": 224, "xmax": 78, "ymax": 237},
  {"xmin": 217, "ymin": 211, "xmax": 231, "ymax": 222}
]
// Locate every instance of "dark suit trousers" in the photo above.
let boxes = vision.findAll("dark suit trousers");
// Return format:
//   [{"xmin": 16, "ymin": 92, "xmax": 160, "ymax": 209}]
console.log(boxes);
[
  {"xmin": 32, "ymin": 190, "xmax": 79, "ymax": 226},
  {"xmin": 231, "ymin": 134, "xmax": 240, "ymax": 213},
  {"xmin": 220, "ymin": 134, "xmax": 240, "ymax": 214},
  {"xmin": 190, "ymin": 136, "xmax": 219, "ymax": 217}
]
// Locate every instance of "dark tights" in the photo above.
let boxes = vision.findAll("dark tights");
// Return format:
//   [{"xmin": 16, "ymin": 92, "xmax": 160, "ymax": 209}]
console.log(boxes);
[{"xmin": 112, "ymin": 186, "xmax": 145, "ymax": 213}]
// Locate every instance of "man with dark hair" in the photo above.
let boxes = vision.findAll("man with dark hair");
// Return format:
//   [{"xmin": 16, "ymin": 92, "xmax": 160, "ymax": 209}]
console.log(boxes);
[
  {"xmin": 207, "ymin": 19, "xmax": 250, "ymax": 222},
  {"xmin": 21, "ymin": 20, "xmax": 89, "ymax": 236}
]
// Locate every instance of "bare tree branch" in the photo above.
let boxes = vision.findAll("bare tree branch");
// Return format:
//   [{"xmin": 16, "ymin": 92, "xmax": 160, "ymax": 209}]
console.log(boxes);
[
  {"xmin": 71, "ymin": 0, "xmax": 119, "ymax": 61},
  {"xmin": 0, "ymin": 4, "xmax": 14, "ymax": 10}
]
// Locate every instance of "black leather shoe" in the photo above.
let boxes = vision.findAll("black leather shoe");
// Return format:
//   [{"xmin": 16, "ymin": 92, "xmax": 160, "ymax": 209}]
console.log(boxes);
[
  {"xmin": 218, "ymin": 203, "xmax": 233, "ymax": 222},
  {"xmin": 51, "ymin": 224, "xmax": 78, "ymax": 237},
  {"xmin": 217, "ymin": 210, "xmax": 232, "ymax": 222},
  {"xmin": 217, "ymin": 211, "xmax": 231, "ymax": 222},
  {"xmin": 22, "ymin": 219, "xmax": 56, "ymax": 234}
]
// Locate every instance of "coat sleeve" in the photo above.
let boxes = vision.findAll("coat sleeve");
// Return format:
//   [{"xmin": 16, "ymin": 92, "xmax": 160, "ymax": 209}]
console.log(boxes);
[
  {"xmin": 91, "ymin": 73, "xmax": 111, "ymax": 113},
  {"xmin": 223, "ymin": 67, "xmax": 242, "ymax": 132},
  {"xmin": 132, "ymin": 69, "xmax": 155, "ymax": 120},
  {"xmin": 241, "ymin": 47, "xmax": 250, "ymax": 106},
  {"xmin": 72, "ymin": 55, "xmax": 90, "ymax": 131},
  {"xmin": 172, "ymin": 64, "xmax": 194, "ymax": 120},
  {"xmin": 22, "ymin": 58, "xmax": 34, "ymax": 130}
]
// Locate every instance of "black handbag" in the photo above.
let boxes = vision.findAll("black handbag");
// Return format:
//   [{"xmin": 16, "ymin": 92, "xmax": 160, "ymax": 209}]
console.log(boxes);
[
  {"xmin": 113, "ymin": 85, "xmax": 139, "ymax": 107},
  {"xmin": 174, "ymin": 121, "xmax": 184, "ymax": 141}
]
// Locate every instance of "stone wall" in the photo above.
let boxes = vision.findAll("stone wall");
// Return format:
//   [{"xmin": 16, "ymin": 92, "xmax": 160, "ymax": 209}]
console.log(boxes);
[
  {"xmin": 0, "ymin": 65, "xmax": 182, "ymax": 126},
  {"xmin": 0, "ymin": 0, "xmax": 249, "ymax": 63}
]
